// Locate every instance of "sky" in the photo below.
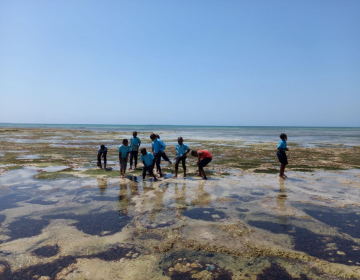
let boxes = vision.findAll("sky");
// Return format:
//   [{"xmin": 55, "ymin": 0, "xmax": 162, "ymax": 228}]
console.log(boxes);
[{"xmin": 0, "ymin": 1, "xmax": 359, "ymax": 127}]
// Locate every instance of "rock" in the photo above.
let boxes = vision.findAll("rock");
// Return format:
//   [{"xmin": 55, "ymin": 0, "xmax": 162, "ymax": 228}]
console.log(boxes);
[
  {"xmin": 174, "ymin": 262, "xmax": 192, "ymax": 273},
  {"xmin": 186, "ymin": 263, "xmax": 191, "ymax": 267},
  {"xmin": 132, "ymin": 253, "xmax": 138, "ymax": 258},
  {"xmin": 191, "ymin": 262, "xmax": 198, "ymax": 268},
  {"xmin": 120, "ymin": 258, "xmax": 126, "ymax": 263},
  {"xmin": 39, "ymin": 277, "xmax": 50, "ymax": 280},
  {"xmin": 178, "ymin": 258, "xmax": 182, "ymax": 261},
  {"xmin": 191, "ymin": 270, "xmax": 214, "ymax": 279},
  {"xmin": 169, "ymin": 267, "xmax": 174, "ymax": 272},
  {"xmin": 0, "ymin": 265, "xmax": 5, "ymax": 274},
  {"xmin": 337, "ymin": 251, "xmax": 345, "ymax": 255}
]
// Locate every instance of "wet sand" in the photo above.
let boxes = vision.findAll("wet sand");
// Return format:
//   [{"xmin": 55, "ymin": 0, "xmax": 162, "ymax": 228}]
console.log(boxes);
[{"xmin": 0, "ymin": 128, "xmax": 360, "ymax": 279}]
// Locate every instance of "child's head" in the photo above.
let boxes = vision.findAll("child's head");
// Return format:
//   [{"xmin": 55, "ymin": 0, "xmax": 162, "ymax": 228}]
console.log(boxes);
[
  {"xmin": 100, "ymin": 144, "xmax": 105, "ymax": 151},
  {"xmin": 133, "ymin": 131, "xmax": 137, "ymax": 137},
  {"xmin": 280, "ymin": 133, "xmax": 287, "ymax": 141},
  {"xmin": 178, "ymin": 137, "xmax": 183, "ymax": 145},
  {"xmin": 191, "ymin": 150, "xmax": 198, "ymax": 157},
  {"xmin": 140, "ymin": 147, "xmax": 147, "ymax": 155},
  {"xmin": 123, "ymin": 139, "xmax": 129, "ymax": 146},
  {"xmin": 150, "ymin": 133, "xmax": 156, "ymax": 141},
  {"xmin": 156, "ymin": 134, "xmax": 160, "ymax": 139}
]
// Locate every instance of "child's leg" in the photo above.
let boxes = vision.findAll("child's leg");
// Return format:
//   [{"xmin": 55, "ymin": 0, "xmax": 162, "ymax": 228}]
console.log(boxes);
[
  {"xmin": 103, "ymin": 152, "xmax": 107, "ymax": 168},
  {"xmin": 161, "ymin": 152, "xmax": 172, "ymax": 164},
  {"xmin": 142, "ymin": 165, "xmax": 147, "ymax": 179},
  {"xmin": 200, "ymin": 169, "xmax": 207, "ymax": 179},
  {"xmin": 181, "ymin": 157, "xmax": 186, "ymax": 176},
  {"xmin": 134, "ymin": 151, "xmax": 138, "ymax": 168},
  {"xmin": 97, "ymin": 153, "xmax": 102, "ymax": 168},
  {"xmin": 129, "ymin": 151, "xmax": 134, "ymax": 169},
  {"xmin": 155, "ymin": 153, "xmax": 162, "ymax": 176},
  {"xmin": 174, "ymin": 157, "xmax": 180, "ymax": 177}
]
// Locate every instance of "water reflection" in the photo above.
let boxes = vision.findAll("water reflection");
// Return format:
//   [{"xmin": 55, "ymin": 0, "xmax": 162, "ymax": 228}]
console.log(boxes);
[
  {"xmin": 97, "ymin": 177, "xmax": 108, "ymax": 194},
  {"xmin": 174, "ymin": 182, "xmax": 186, "ymax": 207},
  {"xmin": 190, "ymin": 180, "xmax": 211, "ymax": 207},
  {"xmin": 276, "ymin": 179, "xmax": 288, "ymax": 225}
]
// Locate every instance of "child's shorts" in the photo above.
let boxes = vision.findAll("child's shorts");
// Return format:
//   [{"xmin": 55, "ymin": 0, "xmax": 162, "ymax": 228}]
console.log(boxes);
[
  {"xmin": 277, "ymin": 151, "xmax": 288, "ymax": 165},
  {"xmin": 120, "ymin": 157, "xmax": 128, "ymax": 171},
  {"xmin": 199, "ymin": 157, "xmax": 212, "ymax": 170}
]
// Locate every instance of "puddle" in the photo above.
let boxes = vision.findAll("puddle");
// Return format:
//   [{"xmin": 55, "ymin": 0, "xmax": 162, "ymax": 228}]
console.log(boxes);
[
  {"xmin": 16, "ymin": 155, "xmax": 42, "ymax": 160},
  {"xmin": 248, "ymin": 220, "xmax": 360, "ymax": 265},
  {"xmin": 0, "ymin": 193, "xmax": 32, "ymax": 211},
  {"xmin": 6, "ymin": 217, "xmax": 50, "ymax": 241},
  {"xmin": 32, "ymin": 244, "xmax": 60, "ymax": 258},
  {"xmin": 257, "ymin": 263, "xmax": 309, "ymax": 280},
  {"xmin": 182, "ymin": 208, "xmax": 228, "ymax": 222},
  {"xmin": 44, "ymin": 210, "xmax": 131, "ymax": 236}
]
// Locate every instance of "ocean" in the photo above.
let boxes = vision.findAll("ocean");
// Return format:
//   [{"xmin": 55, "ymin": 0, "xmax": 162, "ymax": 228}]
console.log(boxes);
[{"xmin": 0, "ymin": 123, "xmax": 359, "ymax": 146}]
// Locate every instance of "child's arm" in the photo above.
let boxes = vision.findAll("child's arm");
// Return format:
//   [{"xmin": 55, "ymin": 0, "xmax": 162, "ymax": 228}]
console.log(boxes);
[{"xmin": 197, "ymin": 152, "xmax": 202, "ymax": 165}]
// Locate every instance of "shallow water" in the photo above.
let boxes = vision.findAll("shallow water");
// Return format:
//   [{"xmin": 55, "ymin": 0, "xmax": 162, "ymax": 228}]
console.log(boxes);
[{"xmin": 1, "ymin": 166, "xmax": 360, "ymax": 279}]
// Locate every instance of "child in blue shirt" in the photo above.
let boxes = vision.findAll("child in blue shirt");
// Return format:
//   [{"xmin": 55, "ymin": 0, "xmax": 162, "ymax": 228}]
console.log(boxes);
[
  {"xmin": 140, "ymin": 147, "xmax": 157, "ymax": 181},
  {"xmin": 118, "ymin": 139, "xmax": 131, "ymax": 178},
  {"xmin": 174, "ymin": 137, "xmax": 190, "ymax": 178},
  {"xmin": 97, "ymin": 145, "xmax": 108, "ymax": 169},
  {"xmin": 130, "ymin": 131, "xmax": 141, "ymax": 170},
  {"xmin": 150, "ymin": 133, "xmax": 166, "ymax": 177},
  {"xmin": 152, "ymin": 134, "xmax": 172, "ymax": 174},
  {"xmin": 277, "ymin": 133, "xmax": 289, "ymax": 179}
]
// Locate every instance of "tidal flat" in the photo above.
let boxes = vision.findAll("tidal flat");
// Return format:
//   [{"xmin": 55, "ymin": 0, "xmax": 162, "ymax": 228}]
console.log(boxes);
[{"xmin": 0, "ymin": 128, "xmax": 360, "ymax": 279}]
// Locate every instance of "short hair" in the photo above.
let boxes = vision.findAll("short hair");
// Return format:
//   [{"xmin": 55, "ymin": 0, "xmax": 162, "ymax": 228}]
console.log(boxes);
[
  {"xmin": 191, "ymin": 150, "xmax": 197, "ymax": 156},
  {"xmin": 150, "ymin": 133, "xmax": 156, "ymax": 139},
  {"xmin": 133, "ymin": 131, "xmax": 137, "ymax": 134},
  {"xmin": 100, "ymin": 144, "xmax": 105, "ymax": 149},
  {"xmin": 140, "ymin": 147, "xmax": 146, "ymax": 153},
  {"xmin": 156, "ymin": 134, "xmax": 160, "ymax": 139},
  {"xmin": 123, "ymin": 138, "xmax": 128, "ymax": 144},
  {"xmin": 178, "ymin": 137, "xmax": 183, "ymax": 141},
  {"xmin": 280, "ymin": 133, "xmax": 287, "ymax": 140}
]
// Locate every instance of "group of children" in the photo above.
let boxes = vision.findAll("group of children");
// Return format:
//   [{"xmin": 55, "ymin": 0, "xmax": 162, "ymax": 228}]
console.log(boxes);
[
  {"xmin": 97, "ymin": 131, "xmax": 213, "ymax": 180},
  {"xmin": 97, "ymin": 131, "xmax": 289, "ymax": 180}
]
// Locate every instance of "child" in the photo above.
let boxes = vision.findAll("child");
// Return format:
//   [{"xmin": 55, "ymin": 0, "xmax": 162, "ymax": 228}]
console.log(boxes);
[
  {"xmin": 277, "ymin": 133, "xmax": 289, "ymax": 179},
  {"xmin": 174, "ymin": 137, "xmax": 190, "ymax": 178},
  {"xmin": 97, "ymin": 144, "xmax": 107, "ymax": 169},
  {"xmin": 152, "ymin": 134, "xmax": 172, "ymax": 174},
  {"xmin": 118, "ymin": 139, "xmax": 131, "ymax": 178},
  {"xmin": 191, "ymin": 149, "xmax": 212, "ymax": 180},
  {"xmin": 150, "ymin": 133, "xmax": 166, "ymax": 177},
  {"xmin": 140, "ymin": 147, "xmax": 157, "ymax": 181},
  {"xmin": 130, "ymin": 131, "xmax": 141, "ymax": 170}
]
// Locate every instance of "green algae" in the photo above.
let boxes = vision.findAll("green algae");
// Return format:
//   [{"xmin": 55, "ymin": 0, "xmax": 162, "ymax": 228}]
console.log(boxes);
[
  {"xmin": 5, "ymin": 165, "xmax": 23, "ymax": 170},
  {"xmin": 81, "ymin": 168, "xmax": 120, "ymax": 178}
]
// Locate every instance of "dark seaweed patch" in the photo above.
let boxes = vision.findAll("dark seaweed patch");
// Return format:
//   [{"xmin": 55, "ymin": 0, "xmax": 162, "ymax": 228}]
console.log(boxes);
[
  {"xmin": 26, "ymin": 199, "xmax": 58, "ymax": 205},
  {"xmin": 0, "ymin": 194, "xmax": 31, "ymax": 211},
  {"xmin": 0, "ymin": 245, "xmax": 139, "ymax": 280},
  {"xmin": 7, "ymin": 218, "xmax": 50, "ymax": 241},
  {"xmin": 32, "ymin": 245, "xmax": 60, "ymax": 258},
  {"xmin": 236, "ymin": 208, "xmax": 249, "ymax": 213},
  {"xmin": 302, "ymin": 207, "xmax": 360, "ymax": 239},
  {"xmin": 165, "ymin": 258, "xmax": 233, "ymax": 280},
  {"xmin": 248, "ymin": 220, "xmax": 360, "ymax": 265},
  {"xmin": 182, "ymin": 208, "xmax": 228, "ymax": 222},
  {"xmin": 144, "ymin": 221, "xmax": 175, "ymax": 229},
  {"xmin": 251, "ymin": 191, "xmax": 265, "ymax": 196},
  {"xmin": 44, "ymin": 210, "xmax": 131, "ymax": 236},
  {"xmin": 237, "ymin": 196, "xmax": 257, "ymax": 202},
  {"xmin": 257, "ymin": 263, "xmax": 309, "ymax": 280}
]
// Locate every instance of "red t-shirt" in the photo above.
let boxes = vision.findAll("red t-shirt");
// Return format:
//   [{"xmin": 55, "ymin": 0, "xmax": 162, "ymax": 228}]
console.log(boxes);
[{"xmin": 198, "ymin": 150, "xmax": 212, "ymax": 159}]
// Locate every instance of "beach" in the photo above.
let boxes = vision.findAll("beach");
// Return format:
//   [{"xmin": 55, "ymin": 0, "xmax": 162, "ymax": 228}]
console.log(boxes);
[{"xmin": 0, "ymin": 125, "xmax": 360, "ymax": 279}]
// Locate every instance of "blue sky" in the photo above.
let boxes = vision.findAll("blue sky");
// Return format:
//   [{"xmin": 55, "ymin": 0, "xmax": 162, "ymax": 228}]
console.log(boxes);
[{"xmin": 0, "ymin": 1, "xmax": 359, "ymax": 126}]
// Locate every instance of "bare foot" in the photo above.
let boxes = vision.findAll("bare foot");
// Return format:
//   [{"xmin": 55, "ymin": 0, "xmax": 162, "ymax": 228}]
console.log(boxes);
[
  {"xmin": 183, "ymin": 174, "xmax": 186, "ymax": 178},
  {"xmin": 203, "ymin": 176, "xmax": 208, "ymax": 180},
  {"xmin": 129, "ymin": 167, "xmax": 132, "ymax": 170},
  {"xmin": 121, "ymin": 175, "xmax": 125, "ymax": 178},
  {"xmin": 279, "ymin": 175, "xmax": 286, "ymax": 179},
  {"xmin": 173, "ymin": 175, "xmax": 178, "ymax": 178},
  {"xmin": 283, "ymin": 174, "xmax": 288, "ymax": 178},
  {"xmin": 158, "ymin": 173, "xmax": 163, "ymax": 178},
  {"xmin": 168, "ymin": 161, "xmax": 172, "ymax": 165},
  {"xmin": 196, "ymin": 174, "xmax": 202, "ymax": 177}
]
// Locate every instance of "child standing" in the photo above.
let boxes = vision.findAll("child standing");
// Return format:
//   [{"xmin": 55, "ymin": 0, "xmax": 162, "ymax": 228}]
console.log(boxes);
[
  {"xmin": 191, "ymin": 149, "xmax": 212, "ymax": 180},
  {"xmin": 130, "ymin": 131, "xmax": 141, "ymax": 170},
  {"xmin": 118, "ymin": 139, "xmax": 131, "ymax": 178},
  {"xmin": 277, "ymin": 133, "xmax": 289, "ymax": 179},
  {"xmin": 150, "ymin": 133, "xmax": 166, "ymax": 177},
  {"xmin": 174, "ymin": 137, "xmax": 190, "ymax": 178},
  {"xmin": 97, "ymin": 144, "xmax": 107, "ymax": 169},
  {"xmin": 152, "ymin": 134, "xmax": 172, "ymax": 174},
  {"xmin": 140, "ymin": 147, "xmax": 157, "ymax": 181}
]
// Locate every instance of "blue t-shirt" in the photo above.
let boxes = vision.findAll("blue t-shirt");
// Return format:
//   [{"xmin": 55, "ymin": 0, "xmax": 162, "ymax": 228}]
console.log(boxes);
[
  {"xmin": 98, "ymin": 146, "xmax": 108, "ymax": 154},
  {"xmin": 152, "ymin": 138, "xmax": 165, "ymax": 154},
  {"xmin": 141, "ymin": 152, "xmax": 154, "ymax": 167},
  {"xmin": 118, "ymin": 144, "xmax": 131, "ymax": 158},
  {"xmin": 277, "ymin": 139, "xmax": 287, "ymax": 151},
  {"xmin": 176, "ymin": 143, "xmax": 190, "ymax": 158},
  {"xmin": 130, "ymin": 137, "xmax": 141, "ymax": 151}
]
